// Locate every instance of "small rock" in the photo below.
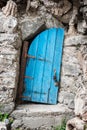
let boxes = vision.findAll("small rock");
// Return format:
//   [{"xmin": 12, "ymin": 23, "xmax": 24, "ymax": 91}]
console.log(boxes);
[
  {"xmin": 0, "ymin": 122, "xmax": 7, "ymax": 130},
  {"xmin": 4, "ymin": 119, "xmax": 9, "ymax": 126},
  {"xmin": 0, "ymin": 102, "xmax": 15, "ymax": 114},
  {"xmin": 11, "ymin": 119, "xmax": 22, "ymax": 129},
  {"xmin": 77, "ymin": 21, "xmax": 87, "ymax": 34},
  {"xmin": 31, "ymin": 0, "xmax": 40, "ymax": 10}
]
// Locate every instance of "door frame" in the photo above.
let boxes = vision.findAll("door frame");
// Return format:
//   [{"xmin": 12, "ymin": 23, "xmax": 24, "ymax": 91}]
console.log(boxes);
[{"xmin": 18, "ymin": 41, "xmax": 29, "ymax": 103}]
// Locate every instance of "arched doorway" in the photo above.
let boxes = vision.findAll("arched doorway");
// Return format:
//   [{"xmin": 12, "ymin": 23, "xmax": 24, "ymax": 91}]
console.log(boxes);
[{"xmin": 19, "ymin": 28, "xmax": 64, "ymax": 104}]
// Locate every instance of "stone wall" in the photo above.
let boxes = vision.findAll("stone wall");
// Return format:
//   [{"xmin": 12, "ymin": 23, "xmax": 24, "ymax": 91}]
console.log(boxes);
[
  {"xmin": 0, "ymin": 0, "xmax": 87, "ymax": 129},
  {"xmin": 0, "ymin": 0, "xmax": 87, "ymax": 115},
  {"xmin": 0, "ymin": 12, "xmax": 22, "ymax": 114},
  {"xmin": 59, "ymin": 35, "xmax": 87, "ymax": 109}
]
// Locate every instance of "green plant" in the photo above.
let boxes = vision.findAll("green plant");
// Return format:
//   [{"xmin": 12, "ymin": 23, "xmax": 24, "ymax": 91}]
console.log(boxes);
[
  {"xmin": 9, "ymin": 117, "xmax": 14, "ymax": 124},
  {"xmin": 54, "ymin": 118, "xmax": 66, "ymax": 130},
  {"xmin": 15, "ymin": 129, "xmax": 21, "ymax": 130},
  {"xmin": 84, "ymin": 124, "xmax": 87, "ymax": 130},
  {"xmin": 0, "ymin": 112, "xmax": 9, "ymax": 121}
]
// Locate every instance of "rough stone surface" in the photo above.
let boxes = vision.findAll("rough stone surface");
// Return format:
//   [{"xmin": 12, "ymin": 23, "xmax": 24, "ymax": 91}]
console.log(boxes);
[
  {"xmin": 37, "ymin": 0, "xmax": 72, "ymax": 24},
  {"xmin": 11, "ymin": 104, "xmax": 73, "ymax": 130},
  {"xmin": 77, "ymin": 21, "xmax": 87, "ymax": 34},
  {"xmin": 0, "ymin": 11, "xmax": 22, "ymax": 113},
  {"xmin": 58, "ymin": 91, "xmax": 75, "ymax": 109},
  {"xmin": 45, "ymin": 14, "xmax": 64, "ymax": 28},
  {"xmin": 66, "ymin": 117, "xmax": 86, "ymax": 130},
  {"xmin": 0, "ymin": 12, "xmax": 18, "ymax": 33},
  {"xmin": 65, "ymin": 35, "xmax": 87, "ymax": 130},
  {"xmin": 0, "ymin": 1, "xmax": 87, "ymax": 129},
  {"xmin": 64, "ymin": 35, "xmax": 87, "ymax": 46},
  {"xmin": 19, "ymin": 15, "xmax": 46, "ymax": 40},
  {"xmin": 66, "ymin": 88, "xmax": 87, "ymax": 130},
  {"xmin": 19, "ymin": 14, "xmax": 63, "ymax": 40},
  {"xmin": 2, "ymin": 0, "xmax": 17, "ymax": 17},
  {"xmin": 0, "ymin": 122, "xmax": 7, "ymax": 130},
  {"xmin": 0, "ymin": 102, "xmax": 15, "ymax": 114},
  {"xmin": 58, "ymin": 35, "xmax": 87, "ymax": 108},
  {"xmin": 75, "ymin": 88, "xmax": 87, "ymax": 117}
]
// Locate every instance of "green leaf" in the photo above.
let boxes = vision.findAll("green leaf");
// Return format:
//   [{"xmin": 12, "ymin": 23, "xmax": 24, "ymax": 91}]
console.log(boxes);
[
  {"xmin": 0, "ymin": 112, "xmax": 9, "ymax": 121},
  {"xmin": 54, "ymin": 118, "xmax": 66, "ymax": 130}
]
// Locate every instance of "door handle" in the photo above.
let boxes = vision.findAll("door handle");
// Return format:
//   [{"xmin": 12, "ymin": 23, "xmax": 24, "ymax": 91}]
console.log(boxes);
[{"xmin": 53, "ymin": 69, "xmax": 60, "ymax": 87}]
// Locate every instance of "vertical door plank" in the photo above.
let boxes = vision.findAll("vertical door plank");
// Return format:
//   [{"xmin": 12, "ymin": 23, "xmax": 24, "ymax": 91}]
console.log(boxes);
[
  {"xmin": 23, "ymin": 36, "xmax": 39, "ymax": 100},
  {"xmin": 48, "ymin": 28, "xmax": 64, "ymax": 104},
  {"xmin": 40, "ymin": 28, "xmax": 57, "ymax": 103},
  {"xmin": 31, "ymin": 30, "xmax": 48, "ymax": 102}
]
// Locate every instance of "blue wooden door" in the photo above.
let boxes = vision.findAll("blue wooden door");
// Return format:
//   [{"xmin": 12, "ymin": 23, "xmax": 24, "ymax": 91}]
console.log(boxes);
[{"xmin": 22, "ymin": 28, "xmax": 64, "ymax": 104}]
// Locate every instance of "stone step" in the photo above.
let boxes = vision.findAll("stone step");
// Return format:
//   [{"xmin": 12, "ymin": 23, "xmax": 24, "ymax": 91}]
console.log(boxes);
[{"xmin": 11, "ymin": 103, "xmax": 74, "ymax": 130}]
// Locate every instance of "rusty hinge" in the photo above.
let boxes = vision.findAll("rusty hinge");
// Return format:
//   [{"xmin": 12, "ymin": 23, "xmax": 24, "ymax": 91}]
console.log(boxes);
[
  {"xmin": 26, "ymin": 54, "xmax": 36, "ymax": 59},
  {"xmin": 21, "ymin": 96, "xmax": 31, "ymax": 101},
  {"xmin": 24, "ymin": 76, "xmax": 34, "ymax": 80},
  {"xmin": 27, "ymin": 54, "xmax": 51, "ymax": 62}
]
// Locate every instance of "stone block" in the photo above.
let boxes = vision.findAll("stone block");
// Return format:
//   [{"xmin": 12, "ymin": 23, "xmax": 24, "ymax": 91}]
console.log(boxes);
[
  {"xmin": 0, "ymin": 102, "xmax": 15, "ymax": 114},
  {"xmin": 0, "ymin": 77, "xmax": 16, "ymax": 89},
  {"xmin": 0, "ymin": 64, "xmax": 19, "ymax": 77},
  {"xmin": 0, "ymin": 54, "xmax": 19, "ymax": 66},
  {"xmin": 0, "ymin": 46, "xmax": 20, "ymax": 55},
  {"xmin": 19, "ymin": 14, "xmax": 64, "ymax": 40},
  {"xmin": 60, "ymin": 75, "xmax": 79, "ymax": 93},
  {"xmin": 45, "ymin": 14, "xmax": 64, "ymax": 28},
  {"xmin": 75, "ymin": 88, "xmax": 87, "ymax": 118},
  {"xmin": 62, "ymin": 47, "xmax": 81, "ymax": 77},
  {"xmin": 0, "ymin": 33, "xmax": 21, "ymax": 49},
  {"xmin": 0, "ymin": 89, "xmax": 15, "ymax": 103},
  {"xmin": 60, "ymin": 46, "xmax": 82, "ymax": 94},
  {"xmin": 0, "ymin": 122, "xmax": 7, "ymax": 130},
  {"xmin": 64, "ymin": 35, "xmax": 87, "ymax": 46},
  {"xmin": 11, "ymin": 104, "xmax": 73, "ymax": 130},
  {"xmin": 0, "ymin": 54, "xmax": 19, "ymax": 104},
  {"xmin": 0, "ymin": 12, "xmax": 17, "ymax": 33},
  {"xmin": 20, "ymin": 16, "xmax": 46, "ymax": 40},
  {"xmin": 58, "ymin": 91, "xmax": 75, "ymax": 109},
  {"xmin": 0, "ymin": 54, "xmax": 19, "ymax": 90}
]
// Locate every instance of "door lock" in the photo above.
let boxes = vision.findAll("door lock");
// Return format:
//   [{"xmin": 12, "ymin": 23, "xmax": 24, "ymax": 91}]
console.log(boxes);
[{"xmin": 53, "ymin": 69, "xmax": 60, "ymax": 87}]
